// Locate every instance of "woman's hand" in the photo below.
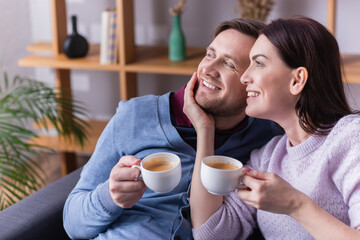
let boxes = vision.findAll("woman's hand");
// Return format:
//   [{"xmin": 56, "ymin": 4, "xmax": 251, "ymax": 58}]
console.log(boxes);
[
  {"xmin": 238, "ymin": 167, "xmax": 360, "ymax": 240},
  {"xmin": 183, "ymin": 72, "xmax": 215, "ymax": 133},
  {"xmin": 237, "ymin": 167, "xmax": 305, "ymax": 215}
]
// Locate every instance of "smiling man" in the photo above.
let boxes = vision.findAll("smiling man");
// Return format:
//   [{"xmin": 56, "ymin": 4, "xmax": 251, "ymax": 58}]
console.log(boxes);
[
  {"xmin": 194, "ymin": 27, "xmax": 256, "ymax": 131},
  {"xmin": 63, "ymin": 18, "xmax": 282, "ymax": 240}
]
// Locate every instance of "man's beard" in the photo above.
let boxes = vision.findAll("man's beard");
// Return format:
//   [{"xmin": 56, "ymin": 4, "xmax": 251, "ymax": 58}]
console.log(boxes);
[{"xmin": 194, "ymin": 90, "xmax": 246, "ymax": 117}]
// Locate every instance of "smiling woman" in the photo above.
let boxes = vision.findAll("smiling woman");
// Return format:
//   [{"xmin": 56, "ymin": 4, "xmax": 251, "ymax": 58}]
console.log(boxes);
[{"xmin": 241, "ymin": 34, "xmax": 298, "ymax": 124}]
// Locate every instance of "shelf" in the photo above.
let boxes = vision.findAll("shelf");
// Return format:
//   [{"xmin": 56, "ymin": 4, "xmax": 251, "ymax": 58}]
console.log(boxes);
[
  {"xmin": 19, "ymin": 43, "xmax": 204, "ymax": 75},
  {"xmin": 19, "ymin": 43, "xmax": 121, "ymax": 71},
  {"xmin": 29, "ymin": 119, "xmax": 107, "ymax": 153},
  {"xmin": 125, "ymin": 46, "xmax": 205, "ymax": 75},
  {"xmin": 26, "ymin": 42, "xmax": 53, "ymax": 52},
  {"xmin": 342, "ymin": 54, "xmax": 360, "ymax": 83}
]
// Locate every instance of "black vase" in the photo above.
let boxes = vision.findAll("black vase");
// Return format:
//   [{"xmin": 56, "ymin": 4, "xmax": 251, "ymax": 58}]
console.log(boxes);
[{"xmin": 63, "ymin": 15, "xmax": 89, "ymax": 58}]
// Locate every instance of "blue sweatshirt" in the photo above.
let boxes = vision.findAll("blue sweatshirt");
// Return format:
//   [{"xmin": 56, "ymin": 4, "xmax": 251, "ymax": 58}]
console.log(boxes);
[{"xmin": 63, "ymin": 92, "xmax": 281, "ymax": 240}]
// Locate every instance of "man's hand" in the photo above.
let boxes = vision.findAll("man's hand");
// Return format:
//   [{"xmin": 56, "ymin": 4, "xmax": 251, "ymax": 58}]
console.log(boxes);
[
  {"xmin": 183, "ymin": 72, "xmax": 215, "ymax": 133},
  {"xmin": 109, "ymin": 156, "xmax": 147, "ymax": 208}
]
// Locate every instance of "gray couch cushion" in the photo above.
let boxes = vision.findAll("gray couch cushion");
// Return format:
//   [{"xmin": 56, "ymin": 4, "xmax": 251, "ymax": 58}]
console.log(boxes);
[{"xmin": 0, "ymin": 167, "xmax": 81, "ymax": 240}]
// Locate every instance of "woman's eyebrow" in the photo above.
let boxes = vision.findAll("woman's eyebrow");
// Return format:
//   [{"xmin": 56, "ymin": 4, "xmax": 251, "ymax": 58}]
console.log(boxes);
[{"xmin": 252, "ymin": 54, "xmax": 269, "ymax": 60}]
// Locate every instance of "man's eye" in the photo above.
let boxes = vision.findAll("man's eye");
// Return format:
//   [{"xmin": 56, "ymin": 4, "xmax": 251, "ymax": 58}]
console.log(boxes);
[
  {"xmin": 224, "ymin": 60, "xmax": 235, "ymax": 69},
  {"xmin": 206, "ymin": 52, "xmax": 215, "ymax": 58}
]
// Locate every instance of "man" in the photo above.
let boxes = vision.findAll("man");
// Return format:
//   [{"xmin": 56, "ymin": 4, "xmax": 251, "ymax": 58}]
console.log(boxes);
[{"xmin": 63, "ymin": 18, "xmax": 282, "ymax": 240}]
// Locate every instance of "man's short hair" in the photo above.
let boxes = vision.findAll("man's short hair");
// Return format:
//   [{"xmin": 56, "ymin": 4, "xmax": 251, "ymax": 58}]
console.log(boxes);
[{"xmin": 212, "ymin": 18, "xmax": 266, "ymax": 39}]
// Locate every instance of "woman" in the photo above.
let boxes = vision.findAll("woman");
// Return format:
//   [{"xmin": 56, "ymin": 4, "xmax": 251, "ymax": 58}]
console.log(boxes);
[{"xmin": 184, "ymin": 17, "xmax": 360, "ymax": 239}]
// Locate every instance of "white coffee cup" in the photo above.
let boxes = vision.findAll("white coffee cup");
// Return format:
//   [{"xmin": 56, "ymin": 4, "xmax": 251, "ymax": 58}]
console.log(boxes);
[
  {"xmin": 201, "ymin": 155, "xmax": 245, "ymax": 195},
  {"xmin": 132, "ymin": 152, "xmax": 181, "ymax": 193}
]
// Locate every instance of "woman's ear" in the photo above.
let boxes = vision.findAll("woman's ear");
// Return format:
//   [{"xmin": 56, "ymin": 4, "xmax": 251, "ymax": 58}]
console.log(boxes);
[{"xmin": 290, "ymin": 67, "xmax": 308, "ymax": 96}]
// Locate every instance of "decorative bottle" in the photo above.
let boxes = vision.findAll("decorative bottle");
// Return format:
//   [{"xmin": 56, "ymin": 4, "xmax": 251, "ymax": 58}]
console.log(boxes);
[
  {"xmin": 168, "ymin": 16, "xmax": 186, "ymax": 62},
  {"xmin": 63, "ymin": 15, "xmax": 89, "ymax": 58}
]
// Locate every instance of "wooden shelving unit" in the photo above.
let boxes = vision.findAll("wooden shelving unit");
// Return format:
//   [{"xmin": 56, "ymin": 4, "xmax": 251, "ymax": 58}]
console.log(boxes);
[
  {"xmin": 18, "ymin": 0, "xmax": 359, "ymax": 175},
  {"xmin": 327, "ymin": 0, "xmax": 360, "ymax": 84},
  {"xmin": 18, "ymin": 0, "xmax": 204, "ymax": 175},
  {"xmin": 29, "ymin": 120, "xmax": 107, "ymax": 153},
  {"xmin": 342, "ymin": 55, "xmax": 360, "ymax": 83},
  {"xmin": 20, "ymin": 43, "xmax": 121, "ymax": 71},
  {"xmin": 20, "ymin": 44, "xmax": 203, "ymax": 73}
]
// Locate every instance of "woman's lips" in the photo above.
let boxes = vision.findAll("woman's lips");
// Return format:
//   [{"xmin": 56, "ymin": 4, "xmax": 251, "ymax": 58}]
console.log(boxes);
[{"xmin": 247, "ymin": 91, "xmax": 260, "ymax": 97}]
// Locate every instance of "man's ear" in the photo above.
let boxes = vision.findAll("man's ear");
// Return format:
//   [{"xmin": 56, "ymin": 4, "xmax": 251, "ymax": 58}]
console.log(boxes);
[{"xmin": 289, "ymin": 67, "xmax": 308, "ymax": 96}]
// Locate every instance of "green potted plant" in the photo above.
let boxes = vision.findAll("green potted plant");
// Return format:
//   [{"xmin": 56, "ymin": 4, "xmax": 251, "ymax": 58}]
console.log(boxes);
[{"xmin": 0, "ymin": 72, "xmax": 88, "ymax": 210}]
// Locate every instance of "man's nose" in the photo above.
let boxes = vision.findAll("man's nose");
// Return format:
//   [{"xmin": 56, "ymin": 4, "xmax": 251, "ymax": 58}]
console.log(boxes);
[{"xmin": 202, "ymin": 61, "xmax": 220, "ymax": 78}]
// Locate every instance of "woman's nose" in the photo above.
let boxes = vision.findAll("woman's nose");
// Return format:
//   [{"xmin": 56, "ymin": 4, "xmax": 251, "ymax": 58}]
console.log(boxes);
[{"xmin": 240, "ymin": 69, "xmax": 250, "ymax": 85}]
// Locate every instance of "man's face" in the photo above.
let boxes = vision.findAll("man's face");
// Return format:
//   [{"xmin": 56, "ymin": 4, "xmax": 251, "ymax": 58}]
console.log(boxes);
[{"xmin": 195, "ymin": 29, "xmax": 256, "ymax": 117}]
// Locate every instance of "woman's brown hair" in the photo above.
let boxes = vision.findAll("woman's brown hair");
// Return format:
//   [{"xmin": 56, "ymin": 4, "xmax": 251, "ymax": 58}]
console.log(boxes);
[{"xmin": 262, "ymin": 16, "xmax": 355, "ymax": 135}]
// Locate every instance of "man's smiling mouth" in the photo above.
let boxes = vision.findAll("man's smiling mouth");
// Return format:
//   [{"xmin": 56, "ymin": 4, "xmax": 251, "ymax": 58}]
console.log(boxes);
[{"xmin": 203, "ymin": 80, "xmax": 220, "ymax": 90}]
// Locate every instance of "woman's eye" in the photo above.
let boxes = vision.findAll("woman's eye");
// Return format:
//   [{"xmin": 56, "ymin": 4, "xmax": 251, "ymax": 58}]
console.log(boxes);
[{"xmin": 255, "ymin": 60, "xmax": 263, "ymax": 67}]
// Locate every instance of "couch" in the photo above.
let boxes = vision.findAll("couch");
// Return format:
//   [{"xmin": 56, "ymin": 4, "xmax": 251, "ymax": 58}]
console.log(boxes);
[{"xmin": 0, "ymin": 167, "xmax": 81, "ymax": 240}]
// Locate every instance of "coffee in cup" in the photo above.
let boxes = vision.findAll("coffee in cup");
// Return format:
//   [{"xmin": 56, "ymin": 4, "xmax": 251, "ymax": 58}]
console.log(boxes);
[
  {"xmin": 205, "ymin": 161, "xmax": 239, "ymax": 170},
  {"xmin": 142, "ymin": 157, "xmax": 176, "ymax": 171},
  {"xmin": 201, "ymin": 155, "xmax": 245, "ymax": 195},
  {"xmin": 132, "ymin": 152, "xmax": 181, "ymax": 193}
]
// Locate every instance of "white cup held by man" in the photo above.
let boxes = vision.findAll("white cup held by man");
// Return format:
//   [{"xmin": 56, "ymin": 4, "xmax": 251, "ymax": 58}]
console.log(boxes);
[
  {"xmin": 133, "ymin": 152, "xmax": 181, "ymax": 193},
  {"xmin": 201, "ymin": 155, "xmax": 245, "ymax": 195}
]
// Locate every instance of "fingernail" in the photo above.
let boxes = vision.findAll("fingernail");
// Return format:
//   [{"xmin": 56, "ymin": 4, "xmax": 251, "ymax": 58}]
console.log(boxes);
[{"xmin": 242, "ymin": 167, "xmax": 251, "ymax": 173}]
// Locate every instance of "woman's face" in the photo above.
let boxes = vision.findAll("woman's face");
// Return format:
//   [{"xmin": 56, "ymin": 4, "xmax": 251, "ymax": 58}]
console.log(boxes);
[{"xmin": 240, "ymin": 35, "xmax": 298, "ymax": 122}]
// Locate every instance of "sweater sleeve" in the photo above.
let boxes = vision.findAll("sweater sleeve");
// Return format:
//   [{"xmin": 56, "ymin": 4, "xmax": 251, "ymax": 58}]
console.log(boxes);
[
  {"xmin": 192, "ymin": 191, "xmax": 257, "ymax": 240},
  {"xmin": 63, "ymin": 114, "xmax": 123, "ymax": 239},
  {"xmin": 328, "ymin": 115, "xmax": 360, "ymax": 230}
]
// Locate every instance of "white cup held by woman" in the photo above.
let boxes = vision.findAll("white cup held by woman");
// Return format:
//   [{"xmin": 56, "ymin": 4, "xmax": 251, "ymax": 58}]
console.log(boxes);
[{"xmin": 201, "ymin": 155, "xmax": 245, "ymax": 195}]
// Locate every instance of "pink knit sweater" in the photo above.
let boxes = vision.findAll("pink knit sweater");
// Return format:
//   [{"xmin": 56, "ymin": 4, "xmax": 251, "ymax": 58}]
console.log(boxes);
[{"xmin": 193, "ymin": 114, "xmax": 360, "ymax": 239}]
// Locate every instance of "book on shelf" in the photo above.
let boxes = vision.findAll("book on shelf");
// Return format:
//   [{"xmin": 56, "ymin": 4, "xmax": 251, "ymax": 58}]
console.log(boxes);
[{"xmin": 100, "ymin": 8, "xmax": 118, "ymax": 65}]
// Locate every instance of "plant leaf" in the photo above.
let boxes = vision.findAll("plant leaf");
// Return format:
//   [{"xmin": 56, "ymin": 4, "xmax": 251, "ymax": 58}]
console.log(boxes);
[{"xmin": 0, "ymin": 72, "xmax": 89, "ymax": 210}]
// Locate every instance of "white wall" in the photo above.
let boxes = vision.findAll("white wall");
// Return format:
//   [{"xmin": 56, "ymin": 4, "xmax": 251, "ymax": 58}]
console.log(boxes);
[
  {"xmin": 2, "ymin": 0, "xmax": 360, "ymax": 120},
  {"xmin": 0, "ymin": 1, "xmax": 32, "ymax": 78}
]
